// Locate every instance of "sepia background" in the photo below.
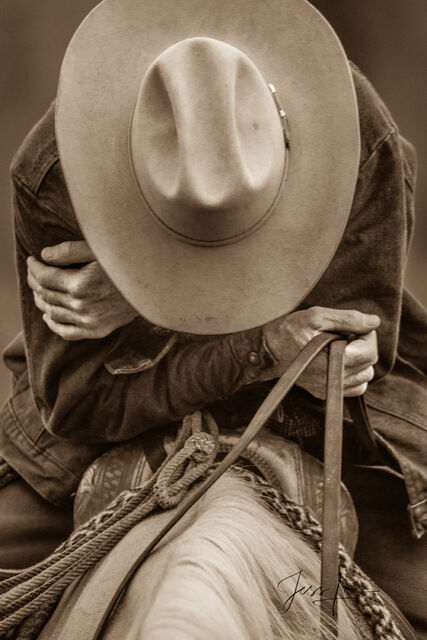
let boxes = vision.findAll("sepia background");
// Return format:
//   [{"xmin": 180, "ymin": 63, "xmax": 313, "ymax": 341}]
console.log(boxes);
[{"xmin": 1, "ymin": 0, "xmax": 426, "ymax": 405}]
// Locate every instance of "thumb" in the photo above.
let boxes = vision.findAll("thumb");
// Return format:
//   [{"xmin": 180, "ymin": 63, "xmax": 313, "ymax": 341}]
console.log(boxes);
[
  {"xmin": 41, "ymin": 241, "xmax": 95, "ymax": 266},
  {"xmin": 316, "ymin": 308, "xmax": 380, "ymax": 335}
]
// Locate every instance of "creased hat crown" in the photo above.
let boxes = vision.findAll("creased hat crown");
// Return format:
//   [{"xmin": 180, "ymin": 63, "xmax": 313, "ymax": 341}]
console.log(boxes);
[
  {"xmin": 56, "ymin": 0, "xmax": 360, "ymax": 333},
  {"xmin": 130, "ymin": 37, "xmax": 286, "ymax": 246}
]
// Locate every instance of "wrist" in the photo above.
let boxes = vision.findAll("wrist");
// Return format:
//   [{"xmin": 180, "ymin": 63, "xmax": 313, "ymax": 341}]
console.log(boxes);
[
  {"xmin": 228, "ymin": 325, "xmax": 279, "ymax": 384},
  {"xmin": 263, "ymin": 315, "xmax": 304, "ymax": 376}
]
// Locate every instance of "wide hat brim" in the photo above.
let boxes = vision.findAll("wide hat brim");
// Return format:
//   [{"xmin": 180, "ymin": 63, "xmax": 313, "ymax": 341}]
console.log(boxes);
[{"xmin": 56, "ymin": 0, "xmax": 360, "ymax": 334}]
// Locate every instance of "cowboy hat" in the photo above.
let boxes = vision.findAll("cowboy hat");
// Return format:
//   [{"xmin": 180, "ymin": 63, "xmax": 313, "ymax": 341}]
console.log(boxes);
[{"xmin": 56, "ymin": 0, "xmax": 360, "ymax": 334}]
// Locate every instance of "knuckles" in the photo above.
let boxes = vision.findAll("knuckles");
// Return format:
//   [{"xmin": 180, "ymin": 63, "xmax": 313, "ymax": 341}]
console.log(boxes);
[
  {"xmin": 80, "ymin": 315, "xmax": 99, "ymax": 329},
  {"xmin": 57, "ymin": 241, "xmax": 75, "ymax": 260},
  {"xmin": 306, "ymin": 306, "xmax": 323, "ymax": 328},
  {"xmin": 364, "ymin": 365, "xmax": 375, "ymax": 382},
  {"xmin": 349, "ymin": 366, "xmax": 375, "ymax": 385},
  {"xmin": 70, "ymin": 297, "xmax": 86, "ymax": 312},
  {"xmin": 68, "ymin": 272, "xmax": 104, "ymax": 300},
  {"xmin": 68, "ymin": 279, "xmax": 87, "ymax": 299},
  {"xmin": 367, "ymin": 345, "xmax": 379, "ymax": 366},
  {"xmin": 344, "ymin": 382, "xmax": 368, "ymax": 397}
]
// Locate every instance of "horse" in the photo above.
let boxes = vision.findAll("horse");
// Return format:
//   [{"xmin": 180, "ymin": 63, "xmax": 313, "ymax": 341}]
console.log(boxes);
[
  {"xmin": 0, "ymin": 410, "xmax": 413, "ymax": 640},
  {"xmin": 34, "ymin": 420, "xmax": 405, "ymax": 640},
  {"xmin": 90, "ymin": 470, "xmax": 366, "ymax": 640},
  {"xmin": 0, "ymin": 336, "xmax": 414, "ymax": 640},
  {"xmin": 0, "ymin": 447, "xmax": 412, "ymax": 640},
  {"xmin": 38, "ymin": 467, "xmax": 365, "ymax": 640}
]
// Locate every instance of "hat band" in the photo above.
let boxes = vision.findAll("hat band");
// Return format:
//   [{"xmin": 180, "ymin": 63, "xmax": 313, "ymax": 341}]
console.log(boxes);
[
  {"xmin": 129, "ymin": 151, "xmax": 289, "ymax": 248},
  {"xmin": 128, "ymin": 86, "xmax": 290, "ymax": 248}
]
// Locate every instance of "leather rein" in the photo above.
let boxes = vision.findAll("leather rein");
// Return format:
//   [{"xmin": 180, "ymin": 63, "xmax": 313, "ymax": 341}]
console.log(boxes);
[{"xmin": 89, "ymin": 332, "xmax": 379, "ymax": 639}]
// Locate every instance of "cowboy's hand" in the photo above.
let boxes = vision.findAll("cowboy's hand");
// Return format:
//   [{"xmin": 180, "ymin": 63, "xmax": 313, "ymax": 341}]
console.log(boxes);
[
  {"xmin": 264, "ymin": 307, "xmax": 380, "ymax": 398},
  {"xmin": 27, "ymin": 241, "xmax": 138, "ymax": 341}
]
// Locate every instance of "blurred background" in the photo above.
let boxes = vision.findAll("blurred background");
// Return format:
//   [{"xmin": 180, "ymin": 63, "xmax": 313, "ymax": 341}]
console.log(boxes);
[{"xmin": 1, "ymin": 0, "xmax": 426, "ymax": 404}]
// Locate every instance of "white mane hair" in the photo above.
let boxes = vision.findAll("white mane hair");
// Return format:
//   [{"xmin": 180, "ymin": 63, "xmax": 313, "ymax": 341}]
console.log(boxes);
[{"xmin": 125, "ymin": 471, "xmax": 366, "ymax": 640}]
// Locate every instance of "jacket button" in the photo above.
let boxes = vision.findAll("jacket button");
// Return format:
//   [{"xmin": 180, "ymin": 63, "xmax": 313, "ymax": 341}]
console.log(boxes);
[
  {"xmin": 246, "ymin": 368, "xmax": 258, "ymax": 380},
  {"xmin": 248, "ymin": 351, "xmax": 260, "ymax": 365}
]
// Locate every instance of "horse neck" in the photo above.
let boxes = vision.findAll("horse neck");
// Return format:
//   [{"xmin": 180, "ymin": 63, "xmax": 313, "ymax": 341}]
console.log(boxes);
[{"xmin": 117, "ymin": 472, "xmax": 366, "ymax": 640}]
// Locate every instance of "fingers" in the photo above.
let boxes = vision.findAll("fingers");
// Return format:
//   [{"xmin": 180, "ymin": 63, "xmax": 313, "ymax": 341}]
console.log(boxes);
[
  {"xmin": 310, "ymin": 306, "xmax": 380, "ymax": 335},
  {"xmin": 343, "ymin": 364, "xmax": 375, "ymax": 395},
  {"xmin": 41, "ymin": 241, "xmax": 95, "ymax": 266},
  {"xmin": 27, "ymin": 256, "xmax": 79, "ymax": 294},
  {"xmin": 307, "ymin": 308, "xmax": 379, "ymax": 397},
  {"xmin": 344, "ymin": 330, "xmax": 378, "ymax": 368},
  {"xmin": 33, "ymin": 292, "xmax": 88, "ymax": 326},
  {"xmin": 28, "ymin": 252, "xmax": 138, "ymax": 341},
  {"xmin": 297, "ymin": 330, "xmax": 378, "ymax": 399},
  {"xmin": 344, "ymin": 383, "xmax": 369, "ymax": 397},
  {"xmin": 29, "ymin": 275, "xmax": 81, "ymax": 310},
  {"xmin": 41, "ymin": 313, "xmax": 112, "ymax": 341},
  {"xmin": 42, "ymin": 314, "xmax": 94, "ymax": 341},
  {"xmin": 343, "ymin": 331, "xmax": 377, "ymax": 396}
]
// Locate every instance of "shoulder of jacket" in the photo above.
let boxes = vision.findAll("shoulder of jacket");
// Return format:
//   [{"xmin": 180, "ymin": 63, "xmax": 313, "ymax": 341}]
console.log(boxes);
[
  {"xmin": 10, "ymin": 101, "xmax": 59, "ymax": 195},
  {"xmin": 350, "ymin": 62, "xmax": 397, "ymax": 167}
]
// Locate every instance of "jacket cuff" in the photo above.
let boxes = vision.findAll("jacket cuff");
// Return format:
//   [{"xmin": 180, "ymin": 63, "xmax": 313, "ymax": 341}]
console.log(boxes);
[
  {"xmin": 228, "ymin": 325, "xmax": 278, "ymax": 384},
  {"xmin": 104, "ymin": 318, "xmax": 177, "ymax": 375}
]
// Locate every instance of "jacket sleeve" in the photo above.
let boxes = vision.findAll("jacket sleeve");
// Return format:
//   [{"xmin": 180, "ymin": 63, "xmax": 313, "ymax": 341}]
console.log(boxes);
[
  {"xmin": 302, "ymin": 124, "xmax": 415, "ymax": 381},
  {"xmin": 11, "ymin": 170, "xmax": 275, "ymax": 444}
]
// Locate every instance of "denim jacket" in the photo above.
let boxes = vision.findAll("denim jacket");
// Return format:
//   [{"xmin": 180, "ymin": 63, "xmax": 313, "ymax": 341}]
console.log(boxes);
[{"xmin": 1, "ymin": 64, "xmax": 426, "ymax": 537}]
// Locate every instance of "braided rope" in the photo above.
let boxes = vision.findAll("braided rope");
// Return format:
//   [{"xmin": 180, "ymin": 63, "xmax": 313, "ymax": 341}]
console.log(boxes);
[
  {"xmin": 241, "ymin": 470, "xmax": 406, "ymax": 640},
  {"xmin": 0, "ymin": 411, "xmax": 218, "ymax": 639},
  {"xmin": 0, "ymin": 414, "xmax": 408, "ymax": 640},
  {"xmin": 217, "ymin": 439, "xmax": 284, "ymax": 493}
]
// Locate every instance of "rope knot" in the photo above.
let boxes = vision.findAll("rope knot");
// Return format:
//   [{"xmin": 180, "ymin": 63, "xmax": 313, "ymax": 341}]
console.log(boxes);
[
  {"xmin": 152, "ymin": 411, "xmax": 219, "ymax": 509},
  {"xmin": 183, "ymin": 432, "xmax": 216, "ymax": 463}
]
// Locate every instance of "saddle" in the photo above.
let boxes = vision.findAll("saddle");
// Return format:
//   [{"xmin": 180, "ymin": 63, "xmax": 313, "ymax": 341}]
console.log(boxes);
[
  {"xmin": 40, "ymin": 334, "xmax": 368, "ymax": 639},
  {"xmin": 74, "ymin": 427, "xmax": 359, "ymax": 552},
  {"xmin": 1, "ymin": 334, "xmax": 417, "ymax": 640}
]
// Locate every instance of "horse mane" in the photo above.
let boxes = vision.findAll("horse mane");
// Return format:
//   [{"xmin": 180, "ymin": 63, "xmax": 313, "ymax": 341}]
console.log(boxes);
[{"xmin": 128, "ymin": 470, "xmax": 365, "ymax": 640}]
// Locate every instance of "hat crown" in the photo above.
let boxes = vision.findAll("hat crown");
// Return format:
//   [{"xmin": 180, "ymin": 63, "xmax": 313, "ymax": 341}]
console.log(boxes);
[
  {"xmin": 57, "ymin": 0, "xmax": 360, "ymax": 333},
  {"xmin": 130, "ymin": 37, "xmax": 286, "ymax": 245}
]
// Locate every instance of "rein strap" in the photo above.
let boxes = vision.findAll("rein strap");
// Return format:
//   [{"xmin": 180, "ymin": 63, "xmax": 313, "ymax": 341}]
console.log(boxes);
[{"xmin": 94, "ymin": 331, "xmax": 347, "ymax": 639}]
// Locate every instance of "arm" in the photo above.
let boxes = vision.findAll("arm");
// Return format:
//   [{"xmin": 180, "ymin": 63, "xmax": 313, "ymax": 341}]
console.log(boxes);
[
  {"xmin": 27, "ymin": 241, "xmax": 379, "ymax": 438},
  {"xmin": 12, "ymin": 169, "xmax": 280, "ymax": 443},
  {"xmin": 301, "ymin": 130, "xmax": 411, "ymax": 381},
  {"xmin": 16, "ymin": 160, "xmax": 378, "ymax": 446},
  {"xmin": 28, "ymin": 241, "xmax": 138, "ymax": 341},
  {"xmin": 298, "ymin": 66, "xmax": 418, "ymax": 383}
]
